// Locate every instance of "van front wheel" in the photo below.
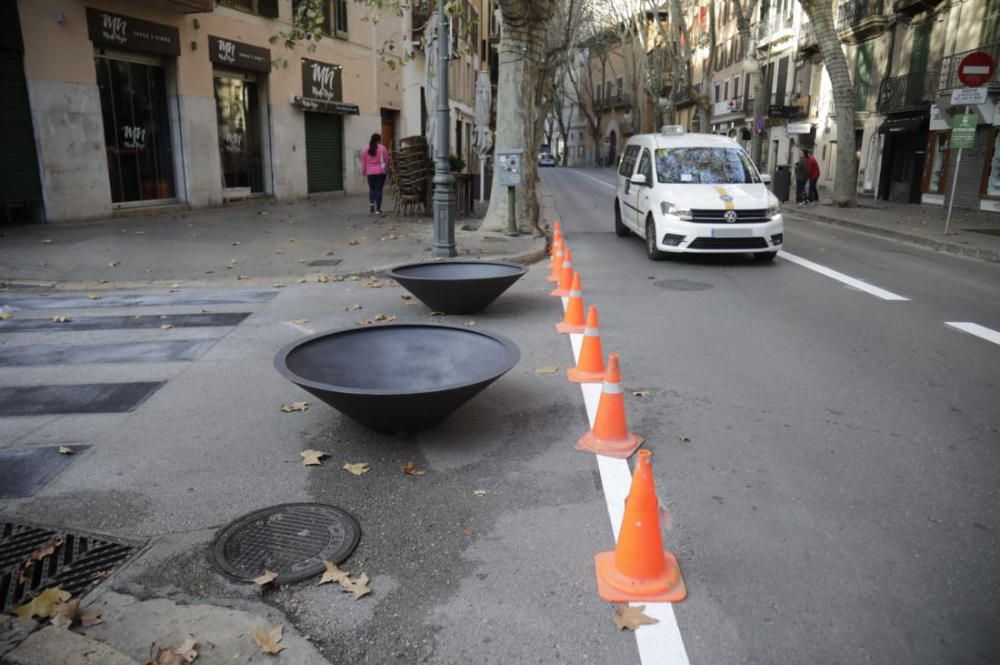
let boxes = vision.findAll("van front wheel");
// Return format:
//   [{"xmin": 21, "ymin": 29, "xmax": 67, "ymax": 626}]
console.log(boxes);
[
  {"xmin": 614, "ymin": 202, "xmax": 629, "ymax": 237},
  {"xmin": 645, "ymin": 217, "xmax": 666, "ymax": 261}
]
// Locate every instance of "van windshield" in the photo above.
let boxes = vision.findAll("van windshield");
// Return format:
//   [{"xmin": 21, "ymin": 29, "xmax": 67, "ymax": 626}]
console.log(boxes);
[{"xmin": 654, "ymin": 148, "xmax": 761, "ymax": 184}]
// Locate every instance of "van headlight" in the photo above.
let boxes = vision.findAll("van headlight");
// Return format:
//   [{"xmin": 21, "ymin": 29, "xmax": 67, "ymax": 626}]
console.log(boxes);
[
  {"xmin": 766, "ymin": 202, "xmax": 781, "ymax": 219},
  {"xmin": 660, "ymin": 201, "xmax": 693, "ymax": 221}
]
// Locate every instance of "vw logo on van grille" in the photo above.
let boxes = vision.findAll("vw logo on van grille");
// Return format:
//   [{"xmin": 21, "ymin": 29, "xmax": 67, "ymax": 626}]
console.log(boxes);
[{"xmin": 724, "ymin": 210, "xmax": 739, "ymax": 224}]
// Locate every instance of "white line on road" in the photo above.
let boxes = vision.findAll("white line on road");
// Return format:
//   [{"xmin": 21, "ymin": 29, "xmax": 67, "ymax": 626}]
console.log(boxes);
[
  {"xmin": 779, "ymin": 251, "xmax": 910, "ymax": 301},
  {"xmin": 565, "ymin": 299, "xmax": 691, "ymax": 665},
  {"xmin": 945, "ymin": 322, "xmax": 1000, "ymax": 347},
  {"xmin": 572, "ymin": 170, "xmax": 617, "ymax": 190}
]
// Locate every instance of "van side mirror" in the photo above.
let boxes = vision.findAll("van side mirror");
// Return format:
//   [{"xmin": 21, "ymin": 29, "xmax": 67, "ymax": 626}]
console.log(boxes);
[
  {"xmin": 629, "ymin": 173, "xmax": 647, "ymax": 186},
  {"xmin": 760, "ymin": 173, "xmax": 772, "ymax": 184}
]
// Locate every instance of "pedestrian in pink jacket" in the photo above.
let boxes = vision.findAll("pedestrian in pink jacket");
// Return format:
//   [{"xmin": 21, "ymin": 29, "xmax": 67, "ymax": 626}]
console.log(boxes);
[{"xmin": 361, "ymin": 133, "xmax": 390, "ymax": 215}]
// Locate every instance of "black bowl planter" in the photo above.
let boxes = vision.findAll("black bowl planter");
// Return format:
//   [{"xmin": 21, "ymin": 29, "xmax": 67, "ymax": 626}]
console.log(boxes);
[
  {"xmin": 386, "ymin": 261, "xmax": 527, "ymax": 314},
  {"xmin": 274, "ymin": 324, "xmax": 520, "ymax": 433}
]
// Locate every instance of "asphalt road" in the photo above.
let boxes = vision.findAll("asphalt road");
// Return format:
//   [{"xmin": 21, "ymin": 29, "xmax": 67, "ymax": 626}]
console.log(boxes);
[{"xmin": 542, "ymin": 166, "xmax": 1000, "ymax": 664}]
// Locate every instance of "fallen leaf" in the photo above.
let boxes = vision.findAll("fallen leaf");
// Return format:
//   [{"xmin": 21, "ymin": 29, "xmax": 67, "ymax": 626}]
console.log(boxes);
[
  {"xmin": 160, "ymin": 324, "xmax": 174, "ymax": 330},
  {"xmin": 273, "ymin": 283, "xmax": 285, "ymax": 288},
  {"xmin": 473, "ymin": 489, "xmax": 487, "ymax": 497},
  {"xmin": 463, "ymin": 527, "xmax": 476, "ymax": 536},
  {"xmin": 231, "ymin": 241, "xmax": 241, "ymax": 246},
  {"xmin": 41, "ymin": 239, "xmax": 53, "ymax": 244},
  {"xmin": 317, "ymin": 274, "xmax": 330, "ymax": 283},
  {"xmin": 356, "ymin": 319, "xmax": 374, "ymax": 326},
  {"xmin": 58, "ymin": 446, "xmax": 74, "ymax": 455},
  {"xmin": 291, "ymin": 319, "xmax": 310, "ymax": 325},
  {"xmin": 288, "ymin": 237, "xmax": 296, "ymax": 242},
  {"xmin": 52, "ymin": 315, "xmax": 71, "ymax": 323},
  {"xmin": 318, "ymin": 561, "xmax": 349, "ymax": 585},
  {"xmin": 236, "ymin": 275, "xmax": 248, "ymax": 280},
  {"xmin": 348, "ymin": 239, "xmax": 360, "ymax": 246},
  {"xmin": 405, "ymin": 300, "xmax": 419, "ymax": 306},
  {"xmin": 134, "ymin": 230, "xmax": 144, "ymax": 235},
  {"xmin": 300, "ymin": 449, "xmax": 327, "ymax": 466},
  {"xmin": 430, "ymin": 311, "xmax": 445, "ymax": 316},
  {"xmin": 534, "ymin": 366, "xmax": 559, "ymax": 375},
  {"xmin": 349, "ymin": 304, "xmax": 362, "ymax": 311},
  {"xmin": 349, "ymin": 276, "xmax": 360, "ymax": 281},
  {"xmin": 632, "ymin": 390, "xmax": 654, "ymax": 398},
  {"xmin": 252, "ymin": 624, "xmax": 286, "ymax": 655},
  {"xmin": 342, "ymin": 462, "xmax": 369, "ymax": 476},
  {"xmin": 108, "ymin": 261, "xmax": 120, "ymax": 267},
  {"xmin": 173, "ymin": 635, "xmax": 198, "ymax": 663},
  {"xmin": 373, "ymin": 314, "xmax": 395, "ymax": 323},
  {"xmin": 0, "ymin": 311, "xmax": 12, "ymax": 320},
  {"xmin": 275, "ymin": 249, "xmax": 284, "ymax": 254},
  {"xmin": 15, "ymin": 587, "xmax": 71, "ymax": 619},
  {"xmin": 298, "ymin": 278, "xmax": 308, "ymax": 283},
  {"xmin": 614, "ymin": 604, "xmax": 659, "ymax": 631},
  {"xmin": 402, "ymin": 463, "xmax": 425, "ymax": 476},
  {"xmin": 51, "ymin": 598, "xmax": 80, "ymax": 629},
  {"xmin": 679, "ymin": 436, "xmax": 691, "ymax": 444},
  {"xmin": 338, "ymin": 572, "xmax": 372, "ymax": 600},
  {"xmin": 80, "ymin": 610, "xmax": 103, "ymax": 627},
  {"xmin": 87, "ymin": 294, "xmax": 102, "ymax": 300},
  {"xmin": 253, "ymin": 570, "xmax": 278, "ymax": 586},
  {"xmin": 401, "ymin": 294, "xmax": 413, "ymax": 300},
  {"xmin": 464, "ymin": 320, "xmax": 476, "ymax": 327},
  {"xmin": 18, "ymin": 538, "xmax": 62, "ymax": 582},
  {"xmin": 281, "ymin": 401, "xmax": 309, "ymax": 413}
]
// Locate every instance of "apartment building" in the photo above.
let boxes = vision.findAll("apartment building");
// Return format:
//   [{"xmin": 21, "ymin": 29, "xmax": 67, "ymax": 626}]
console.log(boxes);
[{"xmin": 0, "ymin": 0, "xmax": 411, "ymax": 223}]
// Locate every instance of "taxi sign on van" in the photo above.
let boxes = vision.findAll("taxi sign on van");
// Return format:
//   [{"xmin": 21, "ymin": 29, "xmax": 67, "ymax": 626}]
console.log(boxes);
[{"xmin": 660, "ymin": 125, "xmax": 684, "ymax": 135}]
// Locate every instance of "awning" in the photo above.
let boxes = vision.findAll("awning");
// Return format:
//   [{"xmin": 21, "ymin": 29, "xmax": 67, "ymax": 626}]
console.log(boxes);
[
  {"xmin": 878, "ymin": 116, "xmax": 928, "ymax": 135},
  {"xmin": 293, "ymin": 97, "xmax": 360, "ymax": 116}
]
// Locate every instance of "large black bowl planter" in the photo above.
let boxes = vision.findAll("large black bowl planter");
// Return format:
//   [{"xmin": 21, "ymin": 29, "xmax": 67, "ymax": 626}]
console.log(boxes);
[
  {"xmin": 386, "ymin": 261, "xmax": 527, "ymax": 314},
  {"xmin": 274, "ymin": 324, "xmax": 520, "ymax": 433}
]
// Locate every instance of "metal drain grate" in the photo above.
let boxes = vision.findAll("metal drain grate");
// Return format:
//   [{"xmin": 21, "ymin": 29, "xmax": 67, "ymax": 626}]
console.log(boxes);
[
  {"xmin": 213, "ymin": 503, "xmax": 360, "ymax": 584},
  {"xmin": 0, "ymin": 520, "xmax": 139, "ymax": 613}
]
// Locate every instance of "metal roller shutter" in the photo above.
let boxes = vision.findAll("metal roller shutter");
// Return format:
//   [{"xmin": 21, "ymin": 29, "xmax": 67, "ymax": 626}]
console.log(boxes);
[{"xmin": 305, "ymin": 112, "xmax": 344, "ymax": 193}]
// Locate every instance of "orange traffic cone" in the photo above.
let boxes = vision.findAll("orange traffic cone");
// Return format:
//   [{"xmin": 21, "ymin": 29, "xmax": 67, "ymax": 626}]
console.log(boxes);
[
  {"xmin": 594, "ymin": 449, "xmax": 686, "ymax": 602},
  {"xmin": 556, "ymin": 273, "xmax": 586, "ymax": 333},
  {"xmin": 567, "ymin": 306, "xmax": 605, "ymax": 382},
  {"xmin": 548, "ymin": 233, "xmax": 562, "ymax": 266},
  {"xmin": 546, "ymin": 241, "xmax": 565, "ymax": 282},
  {"xmin": 549, "ymin": 225, "xmax": 563, "ymax": 257},
  {"xmin": 550, "ymin": 248, "xmax": 574, "ymax": 297},
  {"xmin": 575, "ymin": 353, "xmax": 643, "ymax": 458}
]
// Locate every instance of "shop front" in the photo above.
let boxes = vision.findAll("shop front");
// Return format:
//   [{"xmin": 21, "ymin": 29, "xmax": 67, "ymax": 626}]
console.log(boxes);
[
  {"xmin": 86, "ymin": 8, "xmax": 180, "ymax": 207},
  {"xmin": 209, "ymin": 36, "xmax": 271, "ymax": 199},
  {"xmin": 294, "ymin": 58, "xmax": 359, "ymax": 194},
  {"xmin": 877, "ymin": 115, "xmax": 929, "ymax": 204}
]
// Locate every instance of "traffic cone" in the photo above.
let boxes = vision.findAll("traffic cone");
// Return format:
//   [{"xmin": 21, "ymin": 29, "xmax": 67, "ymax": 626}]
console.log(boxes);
[
  {"xmin": 546, "ymin": 240, "xmax": 564, "ymax": 282},
  {"xmin": 550, "ymin": 248, "xmax": 574, "ymax": 297},
  {"xmin": 567, "ymin": 306, "xmax": 605, "ymax": 382},
  {"xmin": 547, "ymin": 233, "xmax": 562, "ymax": 266},
  {"xmin": 575, "ymin": 353, "xmax": 643, "ymax": 458},
  {"xmin": 549, "ymin": 225, "xmax": 563, "ymax": 258},
  {"xmin": 594, "ymin": 449, "xmax": 686, "ymax": 602},
  {"xmin": 556, "ymin": 273, "xmax": 586, "ymax": 333}
]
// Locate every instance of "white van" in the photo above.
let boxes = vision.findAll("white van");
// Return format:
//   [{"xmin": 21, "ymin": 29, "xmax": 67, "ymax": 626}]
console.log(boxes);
[{"xmin": 614, "ymin": 128, "xmax": 783, "ymax": 261}]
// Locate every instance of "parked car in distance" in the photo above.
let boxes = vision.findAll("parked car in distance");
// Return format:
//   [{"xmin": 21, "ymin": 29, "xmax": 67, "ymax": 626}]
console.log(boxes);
[
  {"xmin": 614, "ymin": 126, "xmax": 783, "ymax": 261},
  {"xmin": 538, "ymin": 152, "xmax": 557, "ymax": 167}
]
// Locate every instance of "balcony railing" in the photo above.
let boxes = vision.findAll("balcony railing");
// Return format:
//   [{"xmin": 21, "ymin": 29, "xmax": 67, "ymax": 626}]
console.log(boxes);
[
  {"xmin": 798, "ymin": 21, "xmax": 818, "ymax": 52},
  {"xmin": 595, "ymin": 95, "xmax": 629, "ymax": 110},
  {"xmin": 836, "ymin": 0, "xmax": 886, "ymax": 39},
  {"xmin": 877, "ymin": 71, "xmax": 934, "ymax": 112},
  {"xmin": 757, "ymin": 11, "xmax": 795, "ymax": 44},
  {"xmin": 938, "ymin": 41, "xmax": 1000, "ymax": 91},
  {"xmin": 767, "ymin": 93, "xmax": 810, "ymax": 118},
  {"xmin": 411, "ymin": 0, "xmax": 432, "ymax": 38}
]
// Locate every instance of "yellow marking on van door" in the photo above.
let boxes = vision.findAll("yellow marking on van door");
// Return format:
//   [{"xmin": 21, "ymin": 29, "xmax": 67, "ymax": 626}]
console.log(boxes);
[{"xmin": 714, "ymin": 186, "xmax": 736, "ymax": 210}]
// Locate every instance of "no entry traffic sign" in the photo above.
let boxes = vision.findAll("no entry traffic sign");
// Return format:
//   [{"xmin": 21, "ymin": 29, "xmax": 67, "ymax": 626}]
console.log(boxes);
[{"xmin": 958, "ymin": 51, "xmax": 995, "ymax": 87}]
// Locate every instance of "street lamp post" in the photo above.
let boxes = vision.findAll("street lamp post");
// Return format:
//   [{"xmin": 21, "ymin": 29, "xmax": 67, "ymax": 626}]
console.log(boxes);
[{"xmin": 432, "ymin": 2, "xmax": 457, "ymax": 258}]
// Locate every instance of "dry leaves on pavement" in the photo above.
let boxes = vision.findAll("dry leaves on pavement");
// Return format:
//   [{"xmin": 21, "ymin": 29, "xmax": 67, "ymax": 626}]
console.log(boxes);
[
  {"xmin": 18, "ymin": 539, "xmax": 62, "ymax": 582},
  {"xmin": 14, "ymin": 586, "xmax": 71, "ymax": 620},
  {"xmin": 300, "ymin": 449, "xmax": 327, "ymax": 466},
  {"xmin": 0, "ymin": 311, "xmax": 12, "ymax": 320},
  {"xmin": 342, "ymin": 462, "xmax": 369, "ymax": 476},
  {"xmin": 87, "ymin": 294, "xmax": 101, "ymax": 300},
  {"xmin": 52, "ymin": 315, "xmax": 71, "ymax": 323},
  {"xmin": 80, "ymin": 610, "xmax": 103, "ymax": 627},
  {"xmin": 534, "ymin": 366, "xmax": 559, "ymax": 375},
  {"xmin": 290, "ymin": 319, "xmax": 310, "ymax": 326},
  {"xmin": 463, "ymin": 321, "xmax": 476, "ymax": 327},
  {"xmin": 160, "ymin": 324, "xmax": 174, "ymax": 330},
  {"xmin": 430, "ymin": 311, "xmax": 445, "ymax": 316},
  {"xmin": 145, "ymin": 634, "xmax": 199, "ymax": 664},
  {"xmin": 318, "ymin": 561, "xmax": 349, "ymax": 585},
  {"xmin": 253, "ymin": 570, "xmax": 278, "ymax": 586},
  {"xmin": 613, "ymin": 604, "xmax": 659, "ymax": 631},
  {"xmin": 50, "ymin": 598, "xmax": 80, "ymax": 629},
  {"xmin": 472, "ymin": 489, "xmax": 487, "ymax": 497},
  {"xmin": 252, "ymin": 624, "xmax": 286, "ymax": 655},
  {"xmin": 40, "ymin": 239, "xmax": 53, "ymax": 244},
  {"xmin": 402, "ymin": 463, "xmax": 425, "ymax": 476},
  {"xmin": 339, "ymin": 573, "xmax": 372, "ymax": 600},
  {"xmin": 317, "ymin": 274, "xmax": 330, "ymax": 283},
  {"xmin": 679, "ymin": 436, "xmax": 691, "ymax": 444},
  {"xmin": 401, "ymin": 294, "xmax": 413, "ymax": 301},
  {"xmin": 280, "ymin": 402, "xmax": 309, "ymax": 413},
  {"xmin": 58, "ymin": 446, "xmax": 74, "ymax": 455}
]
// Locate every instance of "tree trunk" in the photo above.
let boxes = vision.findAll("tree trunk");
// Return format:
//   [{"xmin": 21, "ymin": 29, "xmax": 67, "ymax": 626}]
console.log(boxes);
[
  {"xmin": 732, "ymin": 0, "xmax": 764, "ymax": 163},
  {"xmin": 801, "ymin": 0, "xmax": 856, "ymax": 207},
  {"xmin": 481, "ymin": 1, "xmax": 557, "ymax": 234}
]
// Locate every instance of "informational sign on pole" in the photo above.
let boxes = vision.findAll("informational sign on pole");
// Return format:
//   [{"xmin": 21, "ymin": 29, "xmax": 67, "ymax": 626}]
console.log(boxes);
[{"xmin": 946, "ymin": 111, "xmax": 977, "ymax": 234}]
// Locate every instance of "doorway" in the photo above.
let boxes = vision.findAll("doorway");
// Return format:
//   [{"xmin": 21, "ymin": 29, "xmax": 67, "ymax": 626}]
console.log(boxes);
[
  {"xmin": 878, "ymin": 130, "xmax": 928, "ymax": 203},
  {"xmin": 213, "ymin": 74, "xmax": 264, "ymax": 194},
  {"xmin": 304, "ymin": 112, "xmax": 344, "ymax": 194}
]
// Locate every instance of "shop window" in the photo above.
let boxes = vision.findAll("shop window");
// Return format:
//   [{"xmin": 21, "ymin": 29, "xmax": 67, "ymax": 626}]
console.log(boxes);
[
  {"xmin": 214, "ymin": 75, "xmax": 264, "ymax": 193},
  {"xmin": 922, "ymin": 131, "xmax": 950, "ymax": 195},
  {"xmin": 333, "ymin": 0, "xmax": 349, "ymax": 38},
  {"xmin": 983, "ymin": 128, "xmax": 1000, "ymax": 199}
]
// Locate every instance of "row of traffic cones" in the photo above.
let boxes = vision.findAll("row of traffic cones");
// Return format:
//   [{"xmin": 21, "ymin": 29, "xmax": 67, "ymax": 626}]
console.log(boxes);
[{"xmin": 547, "ymin": 220, "xmax": 686, "ymax": 604}]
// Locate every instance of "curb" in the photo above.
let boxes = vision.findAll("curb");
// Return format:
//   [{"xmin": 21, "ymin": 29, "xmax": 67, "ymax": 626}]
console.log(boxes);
[{"xmin": 785, "ymin": 208, "xmax": 1000, "ymax": 263}]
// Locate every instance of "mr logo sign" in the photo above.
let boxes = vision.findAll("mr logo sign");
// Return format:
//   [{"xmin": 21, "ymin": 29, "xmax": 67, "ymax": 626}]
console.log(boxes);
[
  {"xmin": 216, "ymin": 39, "xmax": 237, "ymax": 65},
  {"xmin": 302, "ymin": 59, "xmax": 343, "ymax": 102},
  {"xmin": 122, "ymin": 126, "xmax": 147, "ymax": 150},
  {"xmin": 101, "ymin": 14, "xmax": 128, "ymax": 45}
]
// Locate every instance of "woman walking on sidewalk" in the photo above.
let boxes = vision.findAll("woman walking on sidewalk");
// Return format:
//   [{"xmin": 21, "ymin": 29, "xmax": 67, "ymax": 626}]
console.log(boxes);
[{"xmin": 361, "ymin": 133, "xmax": 390, "ymax": 215}]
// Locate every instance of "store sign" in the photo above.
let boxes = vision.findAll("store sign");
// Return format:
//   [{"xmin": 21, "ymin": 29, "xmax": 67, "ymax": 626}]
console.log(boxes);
[
  {"xmin": 951, "ymin": 87, "xmax": 989, "ymax": 105},
  {"xmin": 301, "ymin": 58, "xmax": 343, "ymax": 102},
  {"xmin": 787, "ymin": 122, "xmax": 812, "ymax": 135},
  {"xmin": 86, "ymin": 8, "xmax": 180, "ymax": 56},
  {"xmin": 209, "ymin": 36, "xmax": 270, "ymax": 72},
  {"xmin": 952, "ymin": 113, "xmax": 977, "ymax": 149},
  {"xmin": 293, "ymin": 96, "xmax": 360, "ymax": 115}
]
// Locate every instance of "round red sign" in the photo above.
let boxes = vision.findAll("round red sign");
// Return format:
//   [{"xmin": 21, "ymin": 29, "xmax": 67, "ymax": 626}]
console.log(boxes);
[{"xmin": 958, "ymin": 51, "xmax": 995, "ymax": 87}]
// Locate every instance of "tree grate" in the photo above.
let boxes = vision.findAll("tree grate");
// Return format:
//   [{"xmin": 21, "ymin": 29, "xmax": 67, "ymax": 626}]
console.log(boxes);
[{"xmin": 0, "ymin": 519, "xmax": 140, "ymax": 613}]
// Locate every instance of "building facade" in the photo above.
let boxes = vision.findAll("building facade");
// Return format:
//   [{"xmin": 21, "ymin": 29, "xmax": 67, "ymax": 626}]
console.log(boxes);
[{"xmin": 4, "ymin": 0, "xmax": 408, "ymax": 223}]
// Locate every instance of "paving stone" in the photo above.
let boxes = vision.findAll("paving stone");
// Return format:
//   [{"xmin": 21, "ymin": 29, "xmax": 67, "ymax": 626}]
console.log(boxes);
[{"xmin": 4, "ymin": 625, "xmax": 138, "ymax": 665}]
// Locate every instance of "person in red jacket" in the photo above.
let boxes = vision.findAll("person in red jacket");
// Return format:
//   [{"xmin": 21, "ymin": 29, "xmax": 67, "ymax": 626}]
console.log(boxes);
[
  {"xmin": 360, "ymin": 133, "xmax": 390, "ymax": 215},
  {"xmin": 806, "ymin": 149, "xmax": 821, "ymax": 204}
]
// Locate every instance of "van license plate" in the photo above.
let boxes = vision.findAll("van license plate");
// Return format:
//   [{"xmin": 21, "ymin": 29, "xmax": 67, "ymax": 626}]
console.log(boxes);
[{"xmin": 711, "ymin": 227, "xmax": 753, "ymax": 238}]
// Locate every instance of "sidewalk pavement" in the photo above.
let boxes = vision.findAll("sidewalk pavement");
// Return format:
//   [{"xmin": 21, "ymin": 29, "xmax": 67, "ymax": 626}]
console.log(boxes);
[
  {"xmin": 0, "ymin": 194, "xmax": 547, "ymax": 290},
  {"xmin": 783, "ymin": 197, "xmax": 1000, "ymax": 262}
]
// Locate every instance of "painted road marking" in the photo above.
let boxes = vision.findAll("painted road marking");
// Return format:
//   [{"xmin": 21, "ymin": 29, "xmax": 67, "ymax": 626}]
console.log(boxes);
[
  {"xmin": 574, "ymin": 170, "xmax": 617, "ymax": 190},
  {"xmin": 779, "ymin": 251, "xmax": 910, "ymax": 301},
  {"xmin": 945, "ymin": 322, "xmax": 1000, "ymax": 347},
  {"xmin": 565, "ymin": 298, "xmax": 690, "ymax": 665}
]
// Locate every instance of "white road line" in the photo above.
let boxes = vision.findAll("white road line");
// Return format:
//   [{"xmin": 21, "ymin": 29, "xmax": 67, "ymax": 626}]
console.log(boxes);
[
  {"xmin": 572, "ymin": 170, "xmax": 617, "ymax": 190},
  {"xmin": 945, "ymin": 322, "xmax": 1000, "ymax": 347},
  {"xmin": 779, "ymin": 251, "xmax": 910, "ymax": 301},
  {"xmin": 564, "ymin": 297, "xmax": 691, "ymax": 664}
]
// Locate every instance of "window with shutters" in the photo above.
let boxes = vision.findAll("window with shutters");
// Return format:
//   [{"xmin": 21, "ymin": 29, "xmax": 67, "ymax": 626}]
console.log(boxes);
[
  {"xmin": 909, "ymin": 21, "xmax": 931, "ymax": 75},
  {"xmin": 217, "ymin": 0, "xmax": 279, "ymax": 17},
  {"xmin": 984, "ymin": 0, "xmax": 1000, "ymax": 47},
  {"xmin": 333, "ymin": 0, "xmax": 349, "ymax": 38},
  {"xmin": 853, "ymin": 41, "xmax": 874, "ymax": 112}
]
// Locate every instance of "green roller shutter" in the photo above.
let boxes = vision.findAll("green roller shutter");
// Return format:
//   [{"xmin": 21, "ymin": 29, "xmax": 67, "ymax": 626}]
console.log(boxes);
[
  {"xmin": 305, "ymin": 112, "xmax": 344, "ymax": 193},
  {"xmin": 0, "ymin": 50, "xmax": 41, "ymax": 205},
  {"xmin": 909, "ymin": 21, "xmax": 931, "ymax": 74}
]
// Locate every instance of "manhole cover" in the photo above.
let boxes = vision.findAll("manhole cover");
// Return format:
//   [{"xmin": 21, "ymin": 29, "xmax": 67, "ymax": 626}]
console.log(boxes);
[
  {"xmin": 654, "ymin": 279, "xmax": 714, "ymax": 291},
  {"xmin": 0, "ymin": 520, "xmax": 139, "ymax": 613},
  {"xmin": 212, "ymin": 503, "xmax": 360, "ymax": 583},
  {"xmin": 307, "ymin": 259, "xmax": 344, "ymax": 267}
]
